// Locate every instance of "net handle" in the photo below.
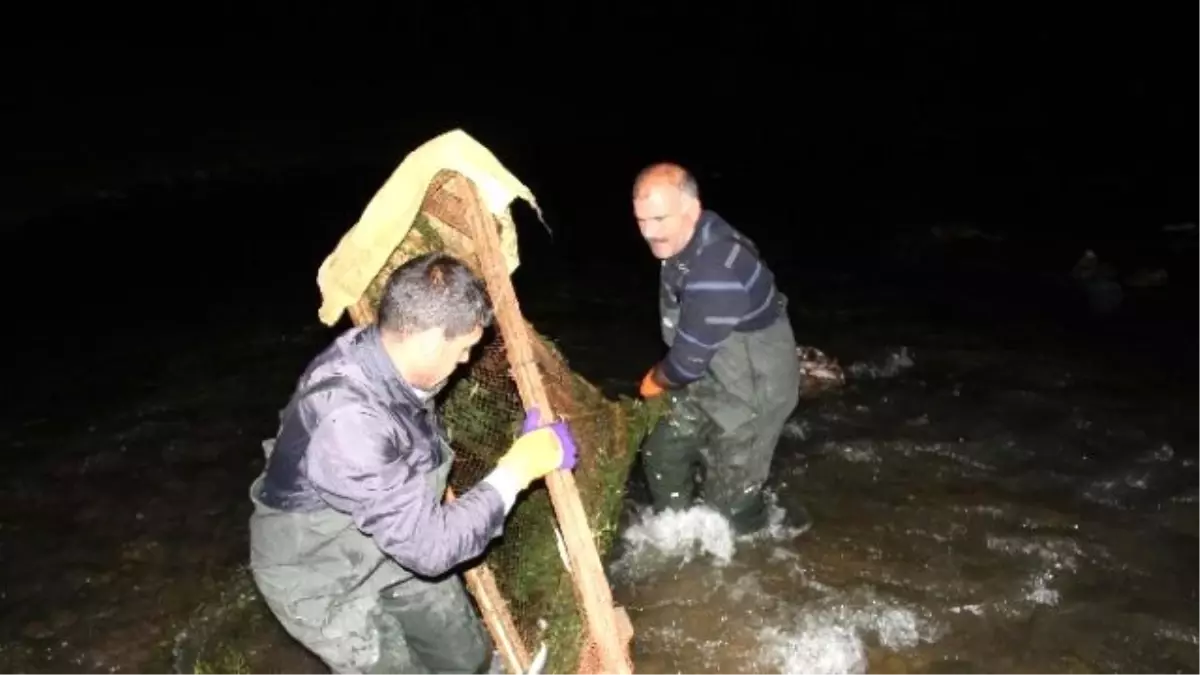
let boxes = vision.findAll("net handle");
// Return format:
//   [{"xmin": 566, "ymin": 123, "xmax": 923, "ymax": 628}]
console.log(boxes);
[{"xmin": 452, "ymin": 174, "xmax": 633, "ymax": 675}]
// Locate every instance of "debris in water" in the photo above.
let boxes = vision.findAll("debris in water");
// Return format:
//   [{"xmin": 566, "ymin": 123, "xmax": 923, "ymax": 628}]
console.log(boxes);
[{"xmin": 797, "ymin": 346, "xmax": 846, "ymax": 398}]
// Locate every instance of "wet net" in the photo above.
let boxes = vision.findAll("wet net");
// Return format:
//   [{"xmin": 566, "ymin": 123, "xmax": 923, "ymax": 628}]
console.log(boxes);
[{"xmin": 342, "ymin": 170, "xmax": 659, "ymax": 673}]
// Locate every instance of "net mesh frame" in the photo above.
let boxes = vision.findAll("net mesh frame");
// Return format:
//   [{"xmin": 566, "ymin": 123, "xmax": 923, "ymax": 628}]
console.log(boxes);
[{"xmin": 346, "ymin": 169, "xmax": 644, "ymax": 674}]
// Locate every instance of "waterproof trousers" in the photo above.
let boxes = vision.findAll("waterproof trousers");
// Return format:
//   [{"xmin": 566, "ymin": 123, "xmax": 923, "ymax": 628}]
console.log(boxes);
[
  {"xmin": 250, "ymin": 474, "xmax": 493, "ymax": 674},
  {"xmin": 641, "ymin": 314, "xmax": 800, "ymax": 533}
]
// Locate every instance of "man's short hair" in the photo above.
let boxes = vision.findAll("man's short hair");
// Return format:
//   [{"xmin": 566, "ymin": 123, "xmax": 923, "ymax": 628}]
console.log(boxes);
[
  {"xmin": 377, "ymin": 252, "xmax": 494, "ymax": 338},
  {"xmin": 633, "ymin": 163, "xmax": 701, "ymax": 201},
  {"xmin": 675, "ymin": 169, "xmax": 700, "ymax": 200}
]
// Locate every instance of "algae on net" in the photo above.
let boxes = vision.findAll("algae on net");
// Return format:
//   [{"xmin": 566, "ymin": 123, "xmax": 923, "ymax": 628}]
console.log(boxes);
[{"xmin": 437, "ymin": 331, "xmax": 663, "ymax": 672}]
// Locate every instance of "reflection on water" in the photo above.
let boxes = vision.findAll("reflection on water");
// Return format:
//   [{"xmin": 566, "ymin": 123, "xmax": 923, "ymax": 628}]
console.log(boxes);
[{"xmin": 609, "ymin": 345, "xmax": 1198, "ymax": 674}]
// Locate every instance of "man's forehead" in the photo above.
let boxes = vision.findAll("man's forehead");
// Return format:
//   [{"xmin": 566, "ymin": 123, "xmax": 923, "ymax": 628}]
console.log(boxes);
[
  {"xmin": 634, "ymin": 177, "xmax": 681, "ymax": 199},
  {"xmin": 633, "ymin": 203, "xmax": 673, "ymax": 222},
  {"xmin": 633, "ymin": 183, "xmax": 681, "ymax": 212}
]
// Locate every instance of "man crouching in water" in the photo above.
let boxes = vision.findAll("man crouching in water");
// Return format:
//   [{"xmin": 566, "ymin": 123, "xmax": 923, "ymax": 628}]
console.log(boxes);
[{"xmin": 248, "ymin": 252, "xmax": 577, "ymax": 673}]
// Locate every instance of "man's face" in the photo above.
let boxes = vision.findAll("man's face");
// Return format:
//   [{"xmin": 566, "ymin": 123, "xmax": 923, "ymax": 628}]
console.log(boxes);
[
  {"xmin": 393, "ymin": 325, "xmax": 484, "ymax": 391},
  {"xmin": 634, "ymin": 185, "xmax": 700, "ymax": 260}
]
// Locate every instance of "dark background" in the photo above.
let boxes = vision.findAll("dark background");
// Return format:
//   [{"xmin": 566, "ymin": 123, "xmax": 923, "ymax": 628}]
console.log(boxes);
[
  {"xmin": 0, "ymin": 7, "xmax": 1195, "ymax": 671},
  {"xmin": 2, "ymin": 3, "xmax": 1195, "ymax": 386}
]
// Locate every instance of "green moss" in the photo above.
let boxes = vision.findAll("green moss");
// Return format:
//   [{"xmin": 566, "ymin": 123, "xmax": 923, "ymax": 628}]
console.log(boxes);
[
  {"xmin": 192, "ymin": 647, "xmax": 250, "ymax": 675},
  {"xmin": 441, "ymin": 374, "xmax": 520, "ymax": 465},
  {"xmin": 410, "ymin": 213, "xmax": 444, "ymax": 251},
  {"xmin": 359, "ymin": 214, "xmax": 446, "ymax": 313},
  {"xmin": 484, "ymin": 373, "xmax": 663, "ymax": 674}
]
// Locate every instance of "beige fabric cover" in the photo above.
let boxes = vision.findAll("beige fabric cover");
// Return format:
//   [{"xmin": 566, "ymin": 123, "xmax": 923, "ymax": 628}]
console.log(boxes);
[{"xmin": 316, "ymin": 129, "xmax": 541, "ymax": 326}]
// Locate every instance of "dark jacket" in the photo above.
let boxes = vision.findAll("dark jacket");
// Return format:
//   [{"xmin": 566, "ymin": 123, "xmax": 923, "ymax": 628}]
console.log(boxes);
[{"xmin": 256, "ymin": 325, "xmax": 505, "ymax": 577}]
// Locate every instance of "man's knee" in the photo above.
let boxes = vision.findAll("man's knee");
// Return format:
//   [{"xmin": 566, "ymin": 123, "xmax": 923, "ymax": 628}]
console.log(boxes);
[
  {"xmin": 375, "ymin": 577, "xmax": 492, "ymax": 674},
  {"xmin": 641, "ymin": 416, "xmax": 706, "ymax": 511},
  {"xmin": 701, "ymin": 424, "xmax": 776, "ymax": 531},
  {"xmin": 703, "ymin": 470, "xmax": 769, "ymax": 531},
  {"xmin": 642, "ymin": 454, "xmax": 698, "ymax": 511},
  {"xmin": 252, "ymin": 575, "xmax": 379, "ymax": 673}
]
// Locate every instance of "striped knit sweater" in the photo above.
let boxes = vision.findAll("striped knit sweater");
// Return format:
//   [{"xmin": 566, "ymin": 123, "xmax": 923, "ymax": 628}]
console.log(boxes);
[{"xmin": 658, "ymin": 210, "xmax": 780, "ymax": 385}]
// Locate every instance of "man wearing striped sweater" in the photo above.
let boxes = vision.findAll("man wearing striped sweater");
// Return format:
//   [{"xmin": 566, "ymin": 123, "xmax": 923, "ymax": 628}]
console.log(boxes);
[{"xmin": 635, "ymin": 163, "xmax": 803, "ymax": 534}]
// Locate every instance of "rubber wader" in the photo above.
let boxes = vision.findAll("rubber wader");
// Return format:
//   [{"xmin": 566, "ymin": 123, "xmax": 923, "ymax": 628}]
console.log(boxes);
[
  {"xmin": 250, "ymin": 437, "xmax": 493, "ymax": 674},
  {"xmin": 641, "ymin": 291, "xmax": 801, "ymax": 534}
]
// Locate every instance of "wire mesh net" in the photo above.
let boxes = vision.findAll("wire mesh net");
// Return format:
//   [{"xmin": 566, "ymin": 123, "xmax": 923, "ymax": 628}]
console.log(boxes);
[{"xmin": 347, "ymin": 170, "xmax": 659, "ymax": 673}]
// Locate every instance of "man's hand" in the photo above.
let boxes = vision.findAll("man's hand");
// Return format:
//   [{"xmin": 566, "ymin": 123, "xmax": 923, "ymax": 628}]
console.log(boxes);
[
  {"xmin": 497, "ymin": 408, "xmax": 579, "ymax": 490},
  {"xmin": 639, "ymin": 366, "xmax": 667, "ymax": 399}
]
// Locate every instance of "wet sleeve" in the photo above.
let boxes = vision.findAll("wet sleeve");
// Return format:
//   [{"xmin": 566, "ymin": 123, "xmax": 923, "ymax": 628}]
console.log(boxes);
[
  {"xmin": 659, "ymin": 242, "xmax": 751, "ymax": 386},
  {"xmin": 305, "ymin": 404, "xmax": 507, "ymax": 578}
]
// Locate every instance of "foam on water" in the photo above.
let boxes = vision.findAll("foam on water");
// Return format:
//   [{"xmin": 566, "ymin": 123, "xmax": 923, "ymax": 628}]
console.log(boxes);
[
  {"xmin": 846, "ymin": 347, "xmax": 915, "ymax": 380},
  {"xmin": 615, "ymin": 503, "xmax": 738, "ymax": 573},
  {"xmin": 612, "ymin": 490, "xmax": 808, "ymax": 580},
  {"xmin": 757, "ymin": 591, "xmax": 938, "ymax": 674},
  {"xmin": 612, "ymin": 497, "xmax": 945, "ymax": 674},
  {"xmin": 607, "ymin": 344, "xmax": 1194, "ymax": 674}
]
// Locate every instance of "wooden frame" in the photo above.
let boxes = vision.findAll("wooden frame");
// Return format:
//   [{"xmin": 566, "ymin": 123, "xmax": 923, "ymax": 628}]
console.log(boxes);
[{"xmin": 346, "ymin": 171, "xmax": 633, "ymax": 674}]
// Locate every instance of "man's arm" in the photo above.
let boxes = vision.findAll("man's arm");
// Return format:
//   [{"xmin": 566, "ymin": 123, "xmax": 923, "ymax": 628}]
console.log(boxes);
[
  {"xmin": 305, "ymin": 404, "xmax": 511, "ymax": 578},
  {"xmin": 658, "ymin": 243, "xmax": 751, "ymax": 387}
]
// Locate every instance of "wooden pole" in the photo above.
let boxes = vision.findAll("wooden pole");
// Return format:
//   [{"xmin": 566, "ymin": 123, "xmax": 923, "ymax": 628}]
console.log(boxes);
[
  {"xmin": 451, "ymin": 174, "xmax": 632, "ymax": 674},
  {"xmin": 445, "ymin": 491, "xmax": 531, "ymax": 674},
  {"xmin": 347, "ymin": 299, "xmax": 532, "ymax": 675}
]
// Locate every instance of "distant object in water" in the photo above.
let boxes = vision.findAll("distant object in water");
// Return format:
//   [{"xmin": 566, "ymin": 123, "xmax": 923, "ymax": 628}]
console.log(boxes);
[
  {"xmin": 1123, "ymin": 267, "xmax": 1168, "ymax": 289},
  {"xmin": 1159, "ymin": 221, "xmax": 1194, "ymax": 268},
  {"xmin": 1081, "ymin": 279, "xmax": 1125, "ymax": 316},
  {"xmin": 1070, "ymin": 249, "xmax": 1124, "ymax": 316},
  {"xmin": 929, "ymin": 223, "xmax": 1005, "ymax": 244},
  {"xmin": 1068, "ymin": 246, "xmax": 1172, "ymax": 316}
]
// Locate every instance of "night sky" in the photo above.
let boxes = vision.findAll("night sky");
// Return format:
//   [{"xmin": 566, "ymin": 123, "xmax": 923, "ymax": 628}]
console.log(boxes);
[
  {"xmin": 3, "ymin": 4, "xmax": 1195, "ymax": 385},
  {"xmin": 8, "ymin": 5, "xmax": 1193, "ymax": 223}
]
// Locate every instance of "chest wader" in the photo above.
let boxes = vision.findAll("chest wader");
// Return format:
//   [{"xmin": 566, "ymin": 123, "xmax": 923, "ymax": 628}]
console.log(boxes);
[
  {"xmin": 640, "ymin": 286, "xmax": 802, "ymax": 534},
  {"xmin": 250, "ymin": 431, "xmax": 492, "ymax": 673}
]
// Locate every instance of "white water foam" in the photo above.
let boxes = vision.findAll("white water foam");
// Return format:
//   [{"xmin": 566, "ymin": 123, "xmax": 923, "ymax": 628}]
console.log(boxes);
[
  {"xmin": 611, "ymin": 497, "xmax": 942, "ymax": 674},
  {"xmin": 611, "ymin": 490, "xmax": 807, "ymax": 581},
  {"xmin": 616, "ymin": 503, "xmax": 738, "ymax": 571},
  {"xmin": 758, "ymin": 592, "xmax": 938, "ymax": 674},
  {"xmin": 846, "ymin": 347, "xmax": 915, "ymax": 380}
]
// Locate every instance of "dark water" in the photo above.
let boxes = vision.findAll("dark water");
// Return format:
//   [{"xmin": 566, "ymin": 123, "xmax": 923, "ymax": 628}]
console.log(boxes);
[
  {"xmin": 531, "ymin": 230, "xmax": 1198, "ymax": 673},
  {"xmin": 0, "ymin": 168, "xmax": 1194, "ymax": 673},
  {"xmin": 602, "ymin": 301, "xmax": 1198, "ymax": 674}
]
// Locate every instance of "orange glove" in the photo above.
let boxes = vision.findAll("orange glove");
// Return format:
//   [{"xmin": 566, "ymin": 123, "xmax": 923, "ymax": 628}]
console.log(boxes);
[{"xmin": 639, "ymin": 366, "xmax": 666, "ymax": 398}]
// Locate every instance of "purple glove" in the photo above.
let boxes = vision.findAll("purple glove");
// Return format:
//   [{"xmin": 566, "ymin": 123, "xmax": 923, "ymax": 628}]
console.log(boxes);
[{"xmin": 521, "ymin": 408, "xmax": 578, "ymax": 471}]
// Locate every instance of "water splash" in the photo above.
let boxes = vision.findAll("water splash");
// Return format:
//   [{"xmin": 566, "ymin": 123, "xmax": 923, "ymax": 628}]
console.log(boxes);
[
  {"xmin": 758, "ymin": 591, "xmax": 938, "ymax": 674},
  {"xmin": 846, "ymin": 347, "xmax": 915, "ymax": 380},
  {"xmin": 613, "ymin": 504, "xmax": 738, "ymax": 577}
]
